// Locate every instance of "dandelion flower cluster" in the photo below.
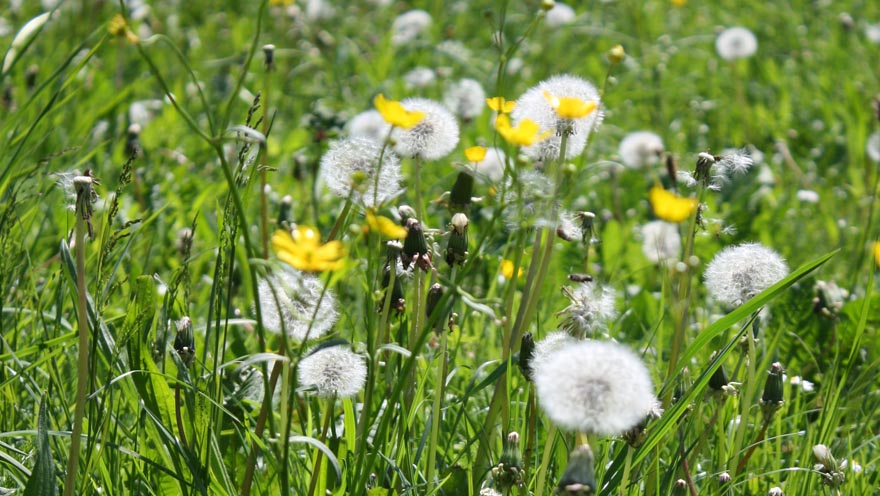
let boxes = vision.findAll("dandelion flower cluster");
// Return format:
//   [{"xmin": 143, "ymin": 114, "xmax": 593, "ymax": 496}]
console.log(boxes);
[
  {"xmin": 618, "ymin": 131, "xmax": 664, "ymax": 169},
  {"xmin": 443, "ymin": 78, "xmax": 486, "ymax": 120},
  {"xmin": 639, "ymin": 220, "xmax": 681, "ymax": 264},
  {"xmin": 391, "ymin": 9, "xmax": 431, "ymax": 46},
  {"xmin": 511, "ymin": 74, "xmax": 603, "ymax": 160},
  {"xmin": 298, "ymin": 345, "xmax": 367, "ymax": 398},
  {"xmin": 319, "ymin": 136, "xmax": 403, "ymax": 207},
  {"xmin": 557, "ymin": 281, "xmax": 617, "ymax": 336},
  {"xmin": 257, "ymin": 267, "xmax": 339, "ymax": 342},
  {"xmin": 715, "ymin": 27, "xmax": 758, "ymax": 60},
  {"xmin": 704, "ymin": 242, "xmax": 789, "ymax": 307},
  {"xmin": 534, "ymin": 340, "xmax": 656, "ymax": 435},
  {"xmin": 392, "ymin": 98, "xmax": 460, "ymax": 160}
]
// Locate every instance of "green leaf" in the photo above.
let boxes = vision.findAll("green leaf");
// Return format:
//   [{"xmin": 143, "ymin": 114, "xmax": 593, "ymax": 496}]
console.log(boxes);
[{"xmin": 24, "ymin": 394, "xmax": 58, "ymax": 496}]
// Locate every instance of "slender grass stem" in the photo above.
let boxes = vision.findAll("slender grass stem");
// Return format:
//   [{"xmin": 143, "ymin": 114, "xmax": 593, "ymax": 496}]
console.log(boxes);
[{"xmin": 534, "ymin": 424, "xmax": 558, "ymax": 496}]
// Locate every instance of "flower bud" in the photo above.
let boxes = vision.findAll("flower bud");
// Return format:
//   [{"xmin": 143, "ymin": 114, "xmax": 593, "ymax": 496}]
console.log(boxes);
[
  {"xmin": 277, "ymin": 195, "xmax": 293, "ymax": 229},
  {"xmin": 173, "ymin": 317, "xmax": 195, "ymax": 368},
  {"xmin": 557, "ymin": 444, "xmax": 596, "ymax": 495},
  {"xmin": 718, "ymin": 471, "xmax": 731, "ymax": 484},
  {"xmin": 761, "ymin": 362, "xmax": 784, "ymax": 417},
  {"xmin": 768, "ymin": 487, "xmax": 784, "ymax": 496},
  {"xmin": 541, "ymin": 0, "xmax": 556, "ymax": 12},
  {"xmin": 263, "ymin": 43, "xmax": 276, "ymax": 69},
  {"xmin": 449, "ymin": 170, "xmax": 474, "ymax": 212},
  {"xmin": 402, "ymin": 218, "xmax": 431, "ymax": 271},
  {"xmin": 518, "ymin": 332, "xmax": 536, "ymax": 381},
  {"xmin": 445, "ymin": 213, "xmax": 469, "ymax": 266},
  {"xmin": 608, "ymin": 44, "xmax": 626, "ymax": 65},
  {"xmin": 426, "ymin": 283, "xmax": 448, "ymax": 332}
]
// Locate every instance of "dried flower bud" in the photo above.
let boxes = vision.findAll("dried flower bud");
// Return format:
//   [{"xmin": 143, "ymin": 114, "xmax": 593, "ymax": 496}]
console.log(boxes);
[
  {"xmin": 402, "ymin": 218, "xmax": 431, "ymax": 271},
  {"xmin": 263, "ymin": 43, "xmax": 276, "ymax": 69},
  {"xmin": 557, "ymin": 444, "xmax": 596, "ymax": 495},
  {"xmin": 449, "ymin": 170, "xmax": 474, "ymax": 212},
  {"xmin": 445, "ymin": 213, "xmax": 469, "ymax": 266},
  {"xmin": 426, "ymin": 283, "xmax": 448, "ymax": 332},
  {"xmin": 173, "ymin": 317, "xmax": 195, "ymax": 368},
  {"xmin": 277, "ymin": 195, "xmax": 293, "ymax": 229},
  {"xmin": 761, "ymin": 362, "xmax": 784, "ymax": 418}
]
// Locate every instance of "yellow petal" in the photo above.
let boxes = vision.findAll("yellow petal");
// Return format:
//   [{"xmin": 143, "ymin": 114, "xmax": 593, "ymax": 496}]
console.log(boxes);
[
  {"xmin": 486, "ymin": 96, "xmax": 516, "ymax": 114},
  {"xmin": 501, "ymin": 259, "xmax": 523, "ymax": 280},
  {"xmin": 873, "ymin": 241, "xmax": 880, "ymax": 268},
  {"xmin": 543, "ymin": 91, "xmax": 597, "ymax": 119},
  {"xmin": 465, "ymin": 146, "xmax": 487, "ymax": 162},
  {"xmin": 649, "ymin": 186, "xmax": 697, "ymax": 223},
  {"xmin": 366, "ymin": 212, "xmax": 408, "ymax": 240},
  {"xmin": 374, "ymin": 93, "xmax": 425, "ymax": 129},
  {"xmin": 495, "ymin": 115, "xmax": 551, "ymax": 147}
]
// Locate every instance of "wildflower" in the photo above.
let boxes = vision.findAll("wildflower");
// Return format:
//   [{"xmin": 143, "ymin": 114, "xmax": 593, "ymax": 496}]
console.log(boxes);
[
  {"xmin": 366, "ymin": 211, "xmax": 407, "ymax": 239},
  {"xmin": 272, "ymin": 226, "xmax": 346, "ymax": 272},
  {"xmin": 639, "ymin": 220, "xmax": 681, "ymax": 264},
  {"xmin": 557, "ymin": 281, "xmax": 617, "ymax": 337},
  {"xmin": 704, "ymin": 242, "xmax": 789, "ymax": 307},
  {"xmin": 471, "ymin": 147, "xmax": 507, "ymax": 183},
  {"xmin": 391, "ymin": 9, "xmax": 432, "ymax": 46},
  {"xmin": 873, "ymin": 242, "xmax": 880, "ymax": 268},
  {"xmin": 392, "ymin": 98, "xmax": 460, "ymax": 160},
  {"xmin": 444, "ymin": 78, "xmax": 486, "ymax": 120},
  {"xmin": 608, "ymin": 44, "xmax": 626, "ymax": 64},
  {"xmin": 649, "ymin": 186, "xmax": 697, "ymax": 222},
  {"xmin": 465, "ymin": 146, "xmax": 487, "ymax": 163},
  {"xmin": 373, "ymin": 94, "xmax": 425, "ymax": 129},
  {"xmin": 545, "ymin": 2, "xmax": 576, "ymax": 27},
  {"xmin": 534, "ymin": 340, "xmax": 656, "ymax": 435},
  {"xmin": 867, "ymin": 131, "xmax": 880, "ymax": 162},
  {"xmin": 109, "ymin": 14, "xmax": 140, "ymax": 44},
  {"xmin": 346, "ymin": 110, "xmax": 391, "ymax": 142},
  {"xmin": 694, "ymin": 151, "xmax": 754, "ymax": 191},
  {"xmin": 319, "ymin": 136, "xmax": 403, "ymax": 207},
  {"xmin": 486, "ymin": 96, "xmax": 516, "ymax": 114},
  {"xmin": 618, "ymin": 131, "xmax": 664, "ymax": 169},
  {"xmin": 501, "ymin": 259, "xmax": 524, "ymax": 280},
  {"xmin": 257, "ymin": 267, "xmax": 339, "ymax": 341},
  {"xmin": 715, "ymin": 27, "xmax": 758, "ymax": 60},
  {"xmin": 298, "ymin": 344, "xmax": 367, "ymax": 398},
  {"xmin": 495, "ymin": 115, "xmax": 550, "ymax": 147},
  {"xmin": 511, "ymin": 74, "xmax": 603, "ymax": 160},
  {"xmin": 403, "ymin": 66, "xmax": 436, "ymax": 89}
]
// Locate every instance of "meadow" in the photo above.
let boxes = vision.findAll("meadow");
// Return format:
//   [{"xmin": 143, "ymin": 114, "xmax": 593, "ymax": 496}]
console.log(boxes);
[{"xmin": 1, "ymin": 0, "xmax": 879, "ymax": 494}]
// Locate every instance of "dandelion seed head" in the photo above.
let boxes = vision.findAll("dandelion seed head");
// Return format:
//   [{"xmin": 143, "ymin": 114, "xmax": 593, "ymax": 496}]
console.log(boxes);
[
  {"xmin": 618, "ymin": 131, "xmax": 664, "ymax": 169},
  {"xmin": 545, "ymin": 2, "xmax": 576, "ymax": 27},
  {"xmin": 558, "ymin": 281, "xmax": 617, "ymax": 336},
  {"xmin": 403, "ymin": 66, "xmax": 436, "ymax": 89},
  {"xmin": 639, "ymin": 220, "xmax": 681, "ymax": 264},
  {"xmin": 257, "ymin": 267, "xmax": 338, "ymax": 342},
  {"xmin": 867, "ymin": 132, "xmax": 880, "ymax": 162},
  {"xmin": 556, "ymin": 210, "xmax": 584, "ymax": 241},
  {"xmin": 500, "ymin": 170, "xmax": 553, "ymax": 230},
  {"xmin": 346, "ymin": 110, "xmax": 391, "ymax": 143},
  {"xmin": 796, "ymin": 189, "xmax": 819, "ymax": 203},
  {"xmin": 298, "ymin": 345, "xmax": 367, "ymax": 398},
  {"xmin": 443, "ymin": 78, "xmax": 486, "ymax": 120},
  {"xmin": 391, "ymin": 9, "xmax": 431, "ymax": 46},
  {"xmin": 534, "ymin": 340, "xmax": 656, "ymax": 435},
  {"xmin": 319, "ymin": 136, "xmax": 403, "ymax": 207},
  {"xmin": 471, "ymin": 147, "xmax": 507, "ymax": 183},
  {"xmin": 704, "ymin": 242, "xmax": 789, "ymax": 307},
  {"xmin": 865, "ymin": 22, "xmax": 880, "ymax": 44},
  {"xmin": 392, "ymin": 98, "xmax": 460, "ymax": 160},
  {"xmin": 715, "ymin": 27, "xmax": 758, "ymax": 60},
  {"xmin": 530, "ymin": 331, "xmax": 577, "ymax": 377}
]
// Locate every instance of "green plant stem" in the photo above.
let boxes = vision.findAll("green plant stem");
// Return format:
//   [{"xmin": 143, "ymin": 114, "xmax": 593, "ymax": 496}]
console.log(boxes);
[
  {"xmin": 327, "ymin": 197, "xmax": 353, "ymax": 242},
  {"xmin": 735, "ymin": 414, "xmax": 771, "ymax": 475},
  {"xmin": 731, "ymin": 333, "xmax": 758, "ymax": 475},
  {"xmin": 534, "ymin": 424, "xmax": 558, "ymax": 496},
  {"xmin": 619, "ymin": 447, "xmax": 633, "ymax": 496},
  {"xmin": 307, "ymin": 396, "xmax": 335, "ymax": 496},
  {"xmin": 425, "ymin": 330, "xmax": 448, "ymax": 492},
  {"xmin": 259, "ymin": 65, "xmax": 271, "ymax": 258}
]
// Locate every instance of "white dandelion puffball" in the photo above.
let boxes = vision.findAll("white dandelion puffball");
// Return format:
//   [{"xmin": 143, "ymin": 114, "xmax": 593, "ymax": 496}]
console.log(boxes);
[
  {"xmin": 715, "ymin": 27, "xmax": 758, "ymax": 60},
  {"xmin": 403, "ymin": 66, "xmax": 436, "ymax": 89},
  {"xmin": 545, "ymin": 2, "xmax": 576, "ymax": 28},
  {"xmin": 619, "ymin": 131, "xmax": 664, "ymax": 169},
  {"xmin": 534, "ymin": 340, "xmax": 656, "ymax": 435},
  {"xmin": 258, "ymin": 268, "xmax": 339, "ymax": 342},
  {"xmin": 391, "ymin": 9, "xmax": 431, "ymax": 46},
  {"xmin": 704, "ymin": 242, "xmax": 789, "ymax": 307},
  {"xmin": 319, "ymin": 136, "xmax": 403, "ymax": 208},
  {"xmin": 472, "ymin": 147, "xmax": 507, "ymax": 183},
  {"xmin": 558, "ymin": 281, "xmax": 617, "ymax": 336},
  {"xmin": 640, "ymin": 220, "xmax": 681, "ymax": 264},
  {"xmin": 298, "ymin": 345, "xmax": 367, "ymax": 398},
  {"xmin": 530, "ymin": 331, "xmax": 576, "ymax": 378},
  {"xmin": 392, "ymin": 98, "xmax": 460, "ymax": 160},
  {"xmin": 511, "ymin": 74, "xmax": 603, "ymax": 160},
  {"xmin": 867, "ymin": 132, "xmax": 880, "ymax": 162},
  {"xmin": 347, "ymin": 110, "xmax": 391, "ymax": 143},
  {"xmin": 443, "ymin": 78, "xmax": 486, "ymax": 120}
]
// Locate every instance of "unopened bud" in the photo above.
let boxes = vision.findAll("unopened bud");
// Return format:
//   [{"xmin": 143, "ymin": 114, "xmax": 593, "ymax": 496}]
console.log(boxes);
[
  {"xmin": 426, "ymin": 284, "xmax": 448, "ymax": 332},
  {"xmin": 278, "ymin": 195, "xmax": 293, "ymax": 228},
  {"xmin": 761, "ymin": 362, "xmax": 784, "ymax": 417},
  {"xmin": 557, "ymin": 444, "xmax": 596, "ymax": 495},
  {"xmin": 263, "ymin": 44, "xmax": 276, "ymax": 69},
  {"xmin": 608, "ymin": 44, "xmax": 626, "ymax": 65},
  {"xmin": 718, "ymin": 471, "xmax": 731, "ymax": 484},
  {"xmin": 518, "ymin": 333, "xmax": 536, "ymax": 381},
  {"xmin": 445, "ymin": 213, "xmax": 469, "ymax": 266},
  {"xmin": 541, "ymin": 0, "xmax": 556, "ymax": 12},
  {"xmin": 173, "ymin": 316, "xmax": 196, "ymax": 368},
  {"xmin": 449, "ymin": 170, "xmax": 474, "ymax": 212}
]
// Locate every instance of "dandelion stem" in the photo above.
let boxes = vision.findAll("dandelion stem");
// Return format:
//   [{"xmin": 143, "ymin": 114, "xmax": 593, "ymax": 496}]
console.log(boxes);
[
  {"xmin": 534, "ymin": 424, "xmax": 558, "ymax": 496},
  {"xmin": 307, "ymin": 395, "xmax": 335, "ymax": 496},
  {"xmin": 327, "ymin": 197, "xmax": 353, "ymax": 242}
]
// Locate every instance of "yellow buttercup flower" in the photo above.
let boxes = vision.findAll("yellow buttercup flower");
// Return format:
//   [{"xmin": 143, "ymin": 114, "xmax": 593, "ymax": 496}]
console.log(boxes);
[
  {"xmin": 873, "ymin": 241, "xmax": 880, "ymax": 268},
  {"xmin": 494, "ymin": 114, "xmax": 551, "ymax": 147},
  {"xmin": 108, "ymin": 14, "xmax": 139, "ymax": 44},
  {"xmin": 272, "ymin": 227, "xmax": 346, "ymax": 272},
  {"xmin": 649, "ymin": 186, "xmax": 698, "ymax": 223},
  {"xmin": 501, "ymin": 259, "xmax": 524, "ymax": 280},
  {"xmin": 465, "ymin": 146, "xmax": 487, "ymax": 162},
  {"xmin": 373, "ymin": 94, "xmax": 425, "ymax": 129},
  {"xmin": 365, "ymin": 211, "xmax": 407, "ymax": 240},
  {"xmin": 543, "ymin": 91, "xmax": 597, "ymax": 119},
  {"xmin": 486, "ymin": 96, "xmax": 516, "ymax": 114}
]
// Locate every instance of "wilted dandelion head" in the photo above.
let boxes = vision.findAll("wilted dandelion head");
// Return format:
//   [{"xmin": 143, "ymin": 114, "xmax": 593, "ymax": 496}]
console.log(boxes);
[
  {"xmin": 346, "ymin": 110, "xmax": 391, "ymax": 142},
  {"xmin": 545, "ymin": 2, "xmax": 576, "ymax": 27},
  {"xmin": 704, "ymin": 242, "xmax": 789, "ymax": 307},
  {"xmin": 391, "ymin": 9, "xmax": 431, "ymax": 46},
  {"xmin": 257, "ymin": 267, "xmax": 338, "ymax": 342},
  {"xmin": 639, "ymin": 220, "xmax": 681, "ymax": 264},
  {"xmin": 867, "ymin": 132, "xmax": 880, "ymax": 162},
  {"xmin": 471, "ymin": 146, "xmax": 507, "ymax": 183},
  {"xmin": 534, "ymin": 340, "xmax": 656, "ymax": 435},
  {"xmin": 319, "ymin": 136, "xmax": 402, "ymax": 208},
  {"xmin": 392, "ymin": 98, "xmax": 460, "ymax": 160},
  {"xmin": 443, "ymin": 78, "xmax": 486, "ymax": 120},
  {"xmin": 697, "ymin": 150, "xmax": 755, "ymax": 191},
  {"xmin": 557, "ymin": 281, "xmax": 617, "ymax": 336},
  {"xmin": 715, "ymin": 27, "xmax": 758, "ymax": 60},
  {"xmin": 511, "ymin": 74, "xmax": 603, "ymax": 160},
  {"xmin": 298, "ymin": 345, "xmax": 367, "ymax": 398},
  {"xmin": 618, "ymin": 131, "xmax": 664, "ymax": 169}
]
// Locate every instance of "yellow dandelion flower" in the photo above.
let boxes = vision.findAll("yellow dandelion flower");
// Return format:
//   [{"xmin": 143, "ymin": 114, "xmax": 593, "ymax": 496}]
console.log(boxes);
[
  {"xmin": 542, "ymin": 91, "xmax": 597, "ymax": 119},
  {"xmin": 365, "ymin": 211, "xmax": 407, "ymax": 240},
  {"xmin": 494, "ymin": 114, "xmax": 551, "ymax": 147},
  {"xmin": 873, "ymin": 241, "xmax": 880, "ymax": 268},
  {"xmin": 501, "ymin": 259, "xmax": 524, "ymax": 280},
  {"xmin": 465, "ymin": 146, "xmax": 487, "ymax": 162},
  {"xmin": 649, "ymin": 186, "xmax": 698, "ymax": 223},
  {"xmin": 272, "ymin": 227, "xmax": 346, "ymax": 272},
  {"xmin": 486, "ymin": 96, "xmax": 516, "ymax": 114},
  {"xmin": 373, "ymin": 94, "xmax": 425, "ymax": 129}
]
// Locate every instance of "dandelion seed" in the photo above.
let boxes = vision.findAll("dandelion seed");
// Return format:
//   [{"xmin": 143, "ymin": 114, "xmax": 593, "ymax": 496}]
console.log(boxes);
[
  {"xmin": 639, "ymin": 220, "xmax": 681, "ymax": 264},
  {"xmin": 704, "ymin": 242, "xmax": 789, "ymax": 307},
  {"xmin": 257, "ymin": 267, "xmax": 338, "ymax": 342},
  {"xmin": 319, "ymin": 136, "xmax": 403, "ymax": 208},
  {"xmin": 715, "ymin": 27, "xmax": 758, "ymax": 60},
  {"xmin": 392, "ymin": 98, "xmax": 460, "ymax": 160},
  {"xmin": 298, "ymin": 345, "xmax": 367, "ymax": 398},
  {"xmin": 618, "ymin": 131, "xmax": 664, "ymax": 169},
  {"xmin": 444, "ymin": 78, "xmax": 486, "ymax": 120},
  {"xmin": 557, "ymin": 281, "xmax": 617, "ymax": 337},
  {"xmin": 346, "ymin": 110, "xmax": 391, "ymax": 142},
  {"xmin": 556, "ymin": 210, "xmax": 584, "ymax": 242},
  {"xmin": 649, "ymin": 186, "xmax": 697, "ymax": 223},
  {"xmin": 534, "ymin": 340, "xmax": 656, "ymax": 435},
  {"xmin": 545, "ymin": 2, "xmax": 576, "ymax": 27},
  {"xmin": 391, "ymin": 9, "xmax": 431, "ymax": 46}
]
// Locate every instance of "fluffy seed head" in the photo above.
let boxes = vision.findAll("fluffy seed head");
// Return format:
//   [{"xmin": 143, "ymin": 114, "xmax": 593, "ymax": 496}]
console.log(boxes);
[
  {"xmin": 534, "ymin": 340, "xmax": 656, "ymax": 435},
  {"xmin": 298, "ymin": 345, "xmax": 367, "ymax": 398},
  {"xmin": 557, "ymin": 282, "xmax": 617, "ymax": 336},
  {"xmin": 319, "ymin": 136, "xmax": 403, "ymax": 208},
  {"xmin": 404, "ymin": 67, "xmax": 436, "ymax": 89},
  {"xmin": 257, "ymin": 267, "xmax": 338, "ymax": 342},
  {"xmin": 704, "ymin": 242, "xmax": 789, "ymax": 307},
  {"xmin": 618, "ymin": 131, "xmax": 664, "ymax": 169},
  {"xmin": 472, "ymin": 146, "xmax": 507, "ymax": 183},
  {"xmin": 545, "ymin": 2, "xmax": 576, "ymax": 27},
  {"xmin": 346, "ymin": 110, "xmax": 391, "ymax": 143},
  {"xmin": 715, "ymin": 27, "xmax": 758, "ymax": 60},
  {"xmin": 511, "ymin": 74, "xmax": 603, "ymax": 160},
  {"xmin": 392, "ymin": 98, "xmax": 460, "ymax": 160},
  {"xmin": 639, "ymin": 220, "xmax": 681, "ymax": 264},
  {"xmin": 867, "ymin": 131, "xmax": 880, "ymax": 162},
  {"xmin": 443, "ymin": 78, "xmax": 486, "ymax": 120},
  {"xmin": 530, "ymin": 331, "xmax": 576, "ymax": 377},
  {"xmin": 391, "ymin": 9, "xmax": 431, "ymax": 46}
]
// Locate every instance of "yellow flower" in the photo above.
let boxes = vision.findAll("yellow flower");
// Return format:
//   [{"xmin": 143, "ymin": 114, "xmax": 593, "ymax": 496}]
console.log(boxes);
[
  {"xmin": 649, "ymin": 186, "xmax": 698, "ymax": 223},
  {"xmin": 108, "ymin": 14, "xmax": 140, "ymax": 44},
  {"xmin": 501, "ymin": 259, "xmax": 524, "ymax": 280},
  {"xmin": 272, "ymin": 227, "xmax": 346, "ymax": 272},
  {"xmin": 486, "ymin": 96, "xmax": 516, "ymax": 114},
  {"xmin": 543, "ymin": 91, "xmax": 597, "ymax": 119},
  {"xmin": 494, "ymin": 114, "xmax": 551, "ymax": 147},
  {"xmin": 465, "ymin": 146, "xmax": 487, "ymax": 162},
  {"xmin": 672, "ymin": 0, "xmax": 687, "ymax": 6},
  {"xmin": 873, "ymin": 241, "xmax": 880, "ymax": 268},
  {"xmin": 365, "ymin": 211, "xmax": 407, "ymax": 240},
  {"xmin": 374, "ymin": 94, "xmax": 425, "ymax": 129}
]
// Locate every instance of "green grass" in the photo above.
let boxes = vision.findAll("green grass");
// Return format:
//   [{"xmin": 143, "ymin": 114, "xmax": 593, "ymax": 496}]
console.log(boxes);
[{"xmin": 1, "ymin": 0, "xmax": 879, "ymax": 495}]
